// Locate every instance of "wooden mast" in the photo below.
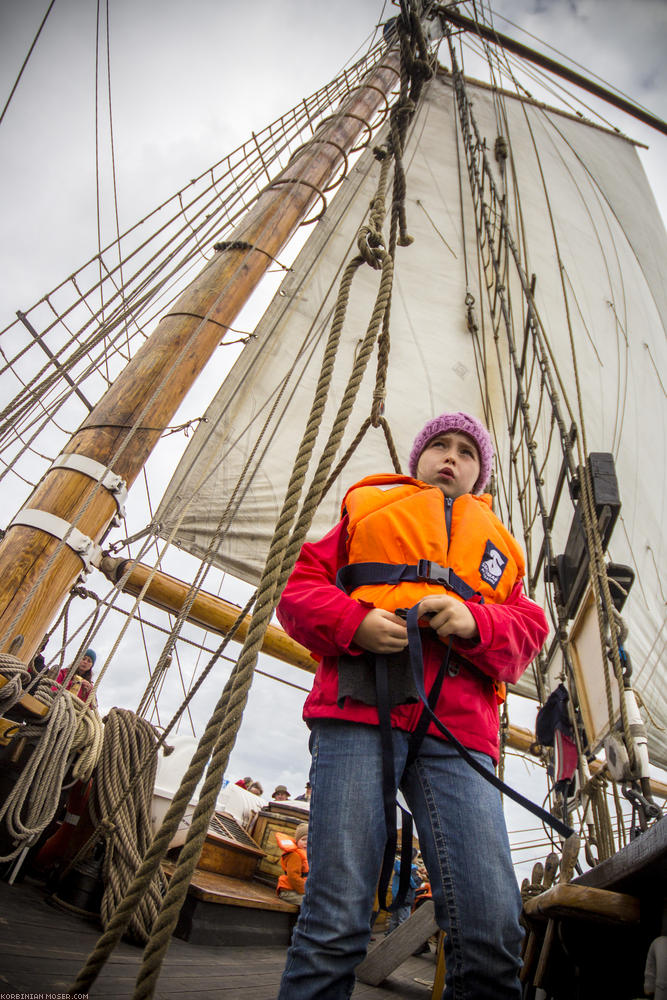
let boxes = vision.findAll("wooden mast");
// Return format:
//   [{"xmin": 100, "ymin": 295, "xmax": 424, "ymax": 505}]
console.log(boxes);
[{"xmin": 0, "ymin": 46, "xmax": 401, "ymax": 661}]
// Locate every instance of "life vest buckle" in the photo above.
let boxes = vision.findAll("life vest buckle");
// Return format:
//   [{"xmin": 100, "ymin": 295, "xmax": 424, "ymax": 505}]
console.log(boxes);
[{"xmin": 417, "ymin": 559, "xmax": 452, "ymax": 588}]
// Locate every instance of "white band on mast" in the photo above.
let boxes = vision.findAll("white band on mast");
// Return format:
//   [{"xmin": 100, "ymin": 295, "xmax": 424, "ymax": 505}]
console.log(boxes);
[
  {"xmin": 8, "ymin": 509, "xmax": 102, "ymax": 572},
  {"xmin": 50, "ymin": 452, "xmax": 128, "ymax": 518}
]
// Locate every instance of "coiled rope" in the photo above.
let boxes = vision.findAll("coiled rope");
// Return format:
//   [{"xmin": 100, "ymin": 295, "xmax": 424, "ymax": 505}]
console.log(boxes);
[
  {"xmin": 0, "ymin": 655, "xmax": 103, "ymax": 862},
  {"xmin": 93, "ymin": 708, "xmax": 167, "ymax": 944}
]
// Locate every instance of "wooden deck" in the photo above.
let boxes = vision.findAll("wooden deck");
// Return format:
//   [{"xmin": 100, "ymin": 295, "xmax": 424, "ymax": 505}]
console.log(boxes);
[
  {"xmin": 168, "ymin": 864, "xmax": 298, "ymax": 913},
  {"xmin": 0, "ymin": 878, "xmax": 438, "ymax": 999}
]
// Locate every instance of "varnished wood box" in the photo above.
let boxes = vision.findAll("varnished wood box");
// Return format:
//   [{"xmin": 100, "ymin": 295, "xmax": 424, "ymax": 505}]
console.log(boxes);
[
  {"xmin": 196, "ymin": 812, "xmax": 265, "ymax": 880},
  {"xmin": 251, "ymin": 806, "xmax": 308, "ymax": 886}
]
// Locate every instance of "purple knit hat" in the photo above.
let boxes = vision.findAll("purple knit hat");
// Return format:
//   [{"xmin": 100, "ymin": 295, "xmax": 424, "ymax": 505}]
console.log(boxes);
[{"xmin": 408, "ymin": 411, "xmax": 494, "ymax": 494}]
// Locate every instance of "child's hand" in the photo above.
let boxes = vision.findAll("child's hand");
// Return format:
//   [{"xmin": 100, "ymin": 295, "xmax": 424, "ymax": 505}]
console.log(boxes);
[
  {"xmin": 417, "ymin": 595, "xmax": 479, "ymax": 642},
  {"xmin": 353, "ymin": 609, "xmax": 408, "ymax": 653}
]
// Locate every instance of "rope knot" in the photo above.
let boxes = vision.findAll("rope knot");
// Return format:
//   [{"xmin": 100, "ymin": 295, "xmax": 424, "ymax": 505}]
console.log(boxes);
[
  {"xmin": 494, "ymin": 135, "xmax": 508, "ymax": 162},
  {"xmin": 357, "ymin": 226, "xmax": 386, "ymax": 269},
  {"xmin": 370, "ymin": 389, "xmax": 386, "ymax": 427},
  {"xmin": 99, "ymin": 816, "xmax": 118, "ymax": 839},
  {"xmin": 411, "ymin": 58, "xmax": 434, "ymax": 82}
]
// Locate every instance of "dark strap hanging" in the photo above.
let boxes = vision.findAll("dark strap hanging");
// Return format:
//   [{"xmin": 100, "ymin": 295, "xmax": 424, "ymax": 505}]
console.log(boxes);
[
  {"xmin": 375, "ymin": 652, "xmax": 414, "ymax": 912},
  {"xmin": 403, "ymin": 603, "xmax": 574, "ymax": 839},
  {"xmin": 375, "ymin": 644, "xmax": 451, "ymax": 912}
]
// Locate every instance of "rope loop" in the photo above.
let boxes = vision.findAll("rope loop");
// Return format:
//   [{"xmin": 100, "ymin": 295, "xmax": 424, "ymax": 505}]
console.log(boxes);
[{"xmin": 357, "ymin": 226, "xmax": 386, "ymax": 269}]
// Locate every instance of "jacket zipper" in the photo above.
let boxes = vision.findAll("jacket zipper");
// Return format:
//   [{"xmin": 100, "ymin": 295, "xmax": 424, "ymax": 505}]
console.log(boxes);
[{"xmin": 444, "ymin": 497, "xmax": 453, "ymax": 556}]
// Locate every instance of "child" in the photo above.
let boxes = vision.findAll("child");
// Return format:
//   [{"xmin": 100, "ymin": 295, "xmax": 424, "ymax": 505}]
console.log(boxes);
[
  {"xmin": 275, "ymin": 412, "xmax": 548, "ymax": 999},
  {"xmin": 276, "ymin": 822, "xmax": 309, "ymax": 907}
]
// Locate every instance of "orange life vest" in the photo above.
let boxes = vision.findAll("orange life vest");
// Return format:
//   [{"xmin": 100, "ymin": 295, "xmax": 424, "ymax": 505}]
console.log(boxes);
[
  {"xmin": 342, "ymin": 474, "xmax": 524, "ymax": 611},
  {"xmin": 275, "ymin": 832, "xmax": 309, "ymax": 894},
  {"xmin": 340, "ymin": 475, "xmax": 525, "ymax": 702}
]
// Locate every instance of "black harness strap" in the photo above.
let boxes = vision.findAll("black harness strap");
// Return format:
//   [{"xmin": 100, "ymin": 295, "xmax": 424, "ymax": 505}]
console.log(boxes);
[
  {"xmin": 336, "ymin": 560, "xmax": 480, "ymax": 603},
  {"xmin": 375, "ymin": 653, "xmax": 414, "ymax": 912},
  {"xmin": 406, "ymin": 641, "xmax": 451, "ymax": 768},
  {"xmin": 404, "ymin": 603, "xmax": 574, "ymax": 840},
  {"xmin": 375, "ymin": 642, "xmax": 452, "ymax": 912}
]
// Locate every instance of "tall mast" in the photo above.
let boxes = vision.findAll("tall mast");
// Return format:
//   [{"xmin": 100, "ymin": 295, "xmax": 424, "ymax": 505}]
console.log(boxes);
[{"xmin": 0, "ymin": 46, "xmax": 402, "ymax": 660}]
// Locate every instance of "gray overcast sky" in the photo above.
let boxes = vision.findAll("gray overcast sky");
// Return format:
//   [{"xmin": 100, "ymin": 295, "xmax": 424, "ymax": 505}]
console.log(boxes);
[{"xmin": 0, "ymin": 1, "xmax": 665, "ymax": 872}]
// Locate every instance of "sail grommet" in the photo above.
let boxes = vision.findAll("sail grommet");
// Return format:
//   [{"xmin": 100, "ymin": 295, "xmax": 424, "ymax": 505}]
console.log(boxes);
[
  {"xmin": 8, "ymin": 509, "xmax": 102, "ymax": 572},
  {"xmin": 49, "ymin": 453, "xmax": 128, "ymax": 520}
]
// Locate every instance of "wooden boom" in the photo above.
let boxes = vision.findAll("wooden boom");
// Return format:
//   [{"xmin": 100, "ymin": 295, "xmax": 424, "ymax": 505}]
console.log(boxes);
[{"xmin": 0, "ymin": 44, "xmax": 402, "ymax": 661}]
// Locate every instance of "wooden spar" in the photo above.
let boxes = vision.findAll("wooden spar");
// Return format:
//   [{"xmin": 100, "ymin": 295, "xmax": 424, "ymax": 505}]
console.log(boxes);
[
  {"xmin": 0, "ymin": 45, "xmax": 402, "ymax": 661},
  {"xmin": 94, "ymin": 556, "xmax": 667, "ymax": 800},
  {"xmin": 437, "ymin": 5, "xmax": 667, "ymax": 136},
  {"xmin": 98, "ymin": 555, "xmax": 316, "ymax": 673}
]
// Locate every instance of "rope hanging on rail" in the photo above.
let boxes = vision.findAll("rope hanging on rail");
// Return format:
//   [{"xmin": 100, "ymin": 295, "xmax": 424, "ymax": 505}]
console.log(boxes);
[{"xmin": 0, "ymin": 656, "xmax": 103, "ymax": 862}]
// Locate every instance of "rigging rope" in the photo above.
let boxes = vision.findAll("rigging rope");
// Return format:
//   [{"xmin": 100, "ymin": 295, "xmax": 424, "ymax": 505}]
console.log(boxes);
[
  {"xmin": 71, "ymin": 11, "xmax": 434, "ymax": 997},
  {"xmin": 444, "ymin": 14, "xmax": 655, "ymax": 856},
  {"xmin": 0, "ymin": 0, "xmax": 57, "ymax": 128}
]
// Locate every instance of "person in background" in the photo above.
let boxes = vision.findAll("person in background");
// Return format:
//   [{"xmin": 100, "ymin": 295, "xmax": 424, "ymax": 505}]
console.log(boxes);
[
  {"xmin": 295, "ymin": 781, "xmax": 312, "ymax": 802},
  {"xmin": 56, "ymin": 648, "xmax": 96, "ymax": 703},
  {"xmin": 235, "ymin": 776, "xmax": 253, "ymax": 789},
  {"xmin": 273, "ymin": 784, "xmax": 291, "ymax": 801},
  {"xmin": 28, "ymin": 641, "xmax": 49, "ymax": 682},
  {"xmin": 276, "ymin": 822, "xmax": 309, "ymax": 908},
  {"xmin": 385, "ymin": 847, "xmax": 420, "ymax": 935},
  {"xmin": 247, "ymin": 781, "xmax": 264, "ymax": 796}
]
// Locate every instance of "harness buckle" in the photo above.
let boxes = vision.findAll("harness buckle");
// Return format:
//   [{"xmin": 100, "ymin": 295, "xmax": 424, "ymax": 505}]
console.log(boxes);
[{"xmin": 417, "ymin": 559, "xmax": 452, "ymax": 588}]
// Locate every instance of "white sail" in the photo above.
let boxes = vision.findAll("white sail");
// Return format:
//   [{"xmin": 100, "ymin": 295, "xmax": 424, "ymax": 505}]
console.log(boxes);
[{"xmin": 156, "ymin": 70, "xmax": 667, "ymax": 766}]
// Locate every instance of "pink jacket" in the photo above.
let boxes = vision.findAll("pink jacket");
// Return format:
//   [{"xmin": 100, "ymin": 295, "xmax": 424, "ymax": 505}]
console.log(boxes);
[{"xmin": 277, "ymin": 516, "xmax": 548, "ymax": 762}]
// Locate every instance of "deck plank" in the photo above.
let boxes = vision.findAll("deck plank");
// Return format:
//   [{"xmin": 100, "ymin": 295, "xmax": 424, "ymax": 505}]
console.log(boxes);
[{"xmin": 0, "ymin": 878, "xmax": 436, "ymax": 998}]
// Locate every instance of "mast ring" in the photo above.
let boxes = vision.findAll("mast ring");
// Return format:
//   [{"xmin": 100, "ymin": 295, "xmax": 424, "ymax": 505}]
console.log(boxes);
[
  {"xmin": 374, "ymin": 62, "xmax": 402, "ymax": 81},
  {"xmin": 49, "ymin": 452, "xmax": 128, "ymax": 519},
  {"xmin": 305, "ymin": 138, "xmax": 350, "ymax": 193},
  {"xmin": 313, "ymin": 111, "xmax": 375, "ymax": 154},
  {"xmin": 345, "ymin": 83, "xmax": 392, "ymax": 130},
  {"xmin": 265, "ymin": 178, "xmax": 328, "ymax": 226}
]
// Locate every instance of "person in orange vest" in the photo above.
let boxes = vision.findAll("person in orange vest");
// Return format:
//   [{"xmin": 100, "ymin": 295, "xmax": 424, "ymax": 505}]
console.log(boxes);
[
  {"xmin": 275, "ymin": 411, "xmax": 549, "ymax": 1000},
  {"xmin": 276, "ymin": 822, "xmax": 309, "ymax": 907}
]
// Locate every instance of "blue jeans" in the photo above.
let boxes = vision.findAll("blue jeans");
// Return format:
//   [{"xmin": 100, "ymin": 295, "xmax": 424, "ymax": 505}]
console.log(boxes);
[{"xmin": 278, "ymin": 721, "xmax": 523, "ymax": 1000}]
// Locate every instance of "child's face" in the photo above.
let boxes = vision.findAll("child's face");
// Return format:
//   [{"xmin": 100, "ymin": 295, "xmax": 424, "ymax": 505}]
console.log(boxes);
[
  {"xmin": 297, "ymin": 835, "xmax": 308, "ymax": 849},
  {"xmin": 415, "ymin": 431, "xmax": 480, "ymax": 499}
]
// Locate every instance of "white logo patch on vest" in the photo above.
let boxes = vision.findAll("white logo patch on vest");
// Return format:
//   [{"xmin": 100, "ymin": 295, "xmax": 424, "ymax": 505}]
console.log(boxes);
[{"xmin": 479, "ymin": 540, "xmax": 508, "ymax": 589}]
